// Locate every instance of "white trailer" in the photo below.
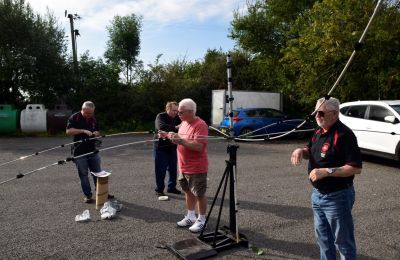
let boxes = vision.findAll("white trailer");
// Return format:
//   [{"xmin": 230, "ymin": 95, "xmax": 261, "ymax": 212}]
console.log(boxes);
[{"xmin": 211, "ymin": 90, "xmax": 282, "ymax": 126}]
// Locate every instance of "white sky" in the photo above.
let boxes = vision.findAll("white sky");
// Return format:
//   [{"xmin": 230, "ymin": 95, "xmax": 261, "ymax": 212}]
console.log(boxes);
[{"xmin": 26, "ymin": 0, "xmax": 248, "ymax": 65}]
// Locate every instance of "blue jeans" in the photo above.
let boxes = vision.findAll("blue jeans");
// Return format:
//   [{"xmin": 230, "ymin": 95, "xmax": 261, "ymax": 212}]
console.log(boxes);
[
  {"xmin": 154, "ymin": 149, "xmax": 177, "ymax": 192},
  {"xmin": 312, "ymin": 187, "xmax": 356, "ymax": 260},
  {"xmin": 74, "ymin": 154, "xmax": 101, "ymax": 197}
]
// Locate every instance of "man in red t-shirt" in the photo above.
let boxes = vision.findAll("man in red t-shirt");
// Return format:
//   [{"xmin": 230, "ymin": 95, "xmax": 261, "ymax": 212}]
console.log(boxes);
[{"xmin": 161, "ymin": 98, "xmax": 208, "ymax": 233}]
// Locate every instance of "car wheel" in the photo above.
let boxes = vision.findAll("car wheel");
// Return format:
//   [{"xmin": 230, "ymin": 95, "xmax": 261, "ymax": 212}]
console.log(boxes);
[
  {"xmin": 395, "ymin": 141, "xmax": 400, "ymax": 161},
  {"xmin": 295, "ymin": 131, "xmax": 306, "ymax": 139},
  {"xmin": 239, "ymin": 128, "xmax": 253, "ymax": 138}
]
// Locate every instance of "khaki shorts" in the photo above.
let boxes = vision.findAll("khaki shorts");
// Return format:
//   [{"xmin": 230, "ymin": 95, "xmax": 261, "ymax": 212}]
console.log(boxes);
[{"xmin": 178, "ymin": 173, "xmax": 207, "ymax": 197}]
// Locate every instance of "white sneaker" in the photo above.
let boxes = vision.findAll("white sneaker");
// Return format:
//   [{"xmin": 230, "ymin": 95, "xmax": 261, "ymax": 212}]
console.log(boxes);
[
  {"xmin": 177, "ymin": 215, "xmax": 196, "ymax": 227},
  {"xmin": 188, "ymin": 219, "xmax": 205, "ymax": 233}
]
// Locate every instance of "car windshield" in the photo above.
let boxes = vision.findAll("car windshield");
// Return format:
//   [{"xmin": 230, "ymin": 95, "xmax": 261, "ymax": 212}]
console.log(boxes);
[
  {"xmin": 390, "ymin": 105, "xmax": 400, "ymax": 115},
  {"xmin": 241, "ymin": 108, "xmax": 286, "ymax": 118}
]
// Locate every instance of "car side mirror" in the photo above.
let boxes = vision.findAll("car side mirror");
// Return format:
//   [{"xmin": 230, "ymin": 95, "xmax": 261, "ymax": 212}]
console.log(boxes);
[{"xmin": 384, "ymin": 115, "xmax": 397, "ymax": 123}]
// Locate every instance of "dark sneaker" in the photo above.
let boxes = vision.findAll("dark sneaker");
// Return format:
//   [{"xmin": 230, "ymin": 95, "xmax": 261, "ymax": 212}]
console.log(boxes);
[
  {"xmin": 108, "ymin": 194, "xmax": 115, "ymax": 199},
  {"xmin": 83, "ymin": 196, "xmax": 93, "ymax": 203},
  {"xmin": 155, "ymin": 191, "xmax": 166, "ymax": 197},
  {"xmin": 167, "ymin": 188, "xmax": 182, "ymax": 195}
]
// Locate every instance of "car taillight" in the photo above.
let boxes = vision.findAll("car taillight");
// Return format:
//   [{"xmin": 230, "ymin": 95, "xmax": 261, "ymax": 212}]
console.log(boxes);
[{"xmin": 232, "ymin": 117, "xmax": 243, "ymax": 122}]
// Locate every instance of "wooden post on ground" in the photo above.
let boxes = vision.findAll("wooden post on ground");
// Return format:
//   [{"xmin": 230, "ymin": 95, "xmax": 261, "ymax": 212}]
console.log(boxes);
[{"xmin": 96, "ymin": 176, "xmax": 109, "ymax": 209}]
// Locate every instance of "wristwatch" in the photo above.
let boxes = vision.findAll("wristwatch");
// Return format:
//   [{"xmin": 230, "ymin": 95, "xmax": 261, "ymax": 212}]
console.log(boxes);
[{"xmin": 327, "ymin": 168, "xmax": 336, "ymax": 175}]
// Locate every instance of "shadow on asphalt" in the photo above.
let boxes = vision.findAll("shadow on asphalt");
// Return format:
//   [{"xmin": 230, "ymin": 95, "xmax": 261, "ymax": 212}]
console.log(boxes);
[
  {"xmin": 361, "ymin": 154, "xmax": 400, "ymax": 168},
  {"xmin": 138, "ymin": 195, "xmax": 380, "ymax": 260},
  {"xmin": 224, "ymin": 229, "xmax": 380, "ymax": 260},
  {"xmin": 115, "ymin": 200, "xmax": 182, "ymax": 223},
  {"xmin": 236, "ymin": 200, "xmax": 312, "ymax": 220},
  {"xmin": 168, "ymin": 195, "xmax": 312, "ymax": 220}
]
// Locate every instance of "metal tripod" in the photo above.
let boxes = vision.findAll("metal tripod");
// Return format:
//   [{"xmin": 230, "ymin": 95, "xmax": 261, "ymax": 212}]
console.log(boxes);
[{"xmin": 198, "ymin": 143, "xmax": 248, "ymax": 251}]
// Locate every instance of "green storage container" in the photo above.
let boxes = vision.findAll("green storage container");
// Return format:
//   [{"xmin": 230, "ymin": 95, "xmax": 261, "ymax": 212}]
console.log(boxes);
[{"xmin": 0, "ymin": 104, "xmax": 19, "ymax": 134}]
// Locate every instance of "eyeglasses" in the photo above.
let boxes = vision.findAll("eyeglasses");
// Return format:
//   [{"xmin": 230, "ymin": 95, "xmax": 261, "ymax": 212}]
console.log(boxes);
[
  {"xmin": 315, "ymin": 110, "xmax": 334, "ymax": 117},
  {"xmin": 178, "ymin": 110, "xmax": 190, "ymax": 115}
]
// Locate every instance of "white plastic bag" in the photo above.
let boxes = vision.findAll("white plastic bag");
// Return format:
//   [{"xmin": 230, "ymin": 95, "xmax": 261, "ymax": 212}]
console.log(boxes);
[
  {"xmin": 75, "ymin": 209, "xmax": 91, "ymax": 222},
  {"xmin": 100, "ymin": 201, "xmax": 117, "ymax": 220},
  {"xmin": 110, "ymin": 199, "xmax": 123, "ymax": 212}
]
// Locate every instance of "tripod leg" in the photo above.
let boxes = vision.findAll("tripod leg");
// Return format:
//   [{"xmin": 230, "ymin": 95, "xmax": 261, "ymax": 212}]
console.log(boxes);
[
  {"xmin": 228, "ymin": 144, "xmax": 240, "ymax": 241},
  {"xmin": 232, "ymin": 164, "xmax": 240, "ymax": 242},
  {"xmin": 212, "ymin": 160, "xmax": 231, "ymax": 246},
  {"xmin": 200, "ymin": 164, "xmax": 230, "ymax": 238}
]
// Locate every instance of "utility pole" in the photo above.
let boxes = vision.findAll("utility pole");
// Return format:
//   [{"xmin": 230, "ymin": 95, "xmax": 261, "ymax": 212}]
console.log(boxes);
[
  {"xmin": 65, "ymin": 11, "xmax": 80, "ymax": 71},
  {"xmin": 74, "ymin": 29, "xmax": 80, "ymax": 56}
]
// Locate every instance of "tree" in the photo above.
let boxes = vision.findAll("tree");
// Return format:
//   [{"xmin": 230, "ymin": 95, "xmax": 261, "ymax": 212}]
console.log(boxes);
[
  {"xmin": 229, "ymin": 0, "xmax": 319, "ymax": 107},
  {"xmin": 281, "ymin": 0, "xmax": 400, "ymax": 107},
  {"xmin": 229, "ymin": 0, "xmax": 400, "ymax": 113},
  {"xmin": 0, "ymin": 0, "xmax": 68, "ymax": 107},
  {"xmin": 105, "ymin": 14, "xmax": 142, "ymax": 85},
  {"xmin": 230, "ymin": 0, "xmax": 318, "ymax": 57},
  {"xmin": 71, "ymin": 52, "xmax": 141, "ymax": 130},
  {"xmin": 134, "ymin": 49, "xmax": 265, "ymax": 123}
]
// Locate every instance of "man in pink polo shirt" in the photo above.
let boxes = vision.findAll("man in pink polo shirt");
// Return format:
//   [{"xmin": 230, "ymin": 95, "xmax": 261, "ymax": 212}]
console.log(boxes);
[{"xmin": 164, "ymin": 98, "xmax": 208, "ymax": 233}]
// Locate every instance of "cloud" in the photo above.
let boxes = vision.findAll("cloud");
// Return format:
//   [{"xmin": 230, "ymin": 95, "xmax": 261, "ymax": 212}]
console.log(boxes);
[
  {"xmin": 27, "ymin": 0, "xmax": 247, "ymax": 32},
  {"xmin": 26, "ymin": 0, "xmax": 248, "ymax": 62}
]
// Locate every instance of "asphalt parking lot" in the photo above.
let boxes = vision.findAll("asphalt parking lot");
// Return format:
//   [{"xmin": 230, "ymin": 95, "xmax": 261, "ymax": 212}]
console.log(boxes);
[{"xmin": 0, "ymin": 135, "xmax": 399, "ymax": 259}]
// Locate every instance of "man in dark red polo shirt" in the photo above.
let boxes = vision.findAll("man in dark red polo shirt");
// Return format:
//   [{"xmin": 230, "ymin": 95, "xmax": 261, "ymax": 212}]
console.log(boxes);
[{"xmin": 66, "ymin": 101, "xmax": 102, "ymax": 203}]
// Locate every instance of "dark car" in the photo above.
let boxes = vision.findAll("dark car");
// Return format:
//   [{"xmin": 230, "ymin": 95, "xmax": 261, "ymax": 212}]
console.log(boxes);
[{"xmin": 219, "ymin": 107, "xmax": 313, "ymax": 138}]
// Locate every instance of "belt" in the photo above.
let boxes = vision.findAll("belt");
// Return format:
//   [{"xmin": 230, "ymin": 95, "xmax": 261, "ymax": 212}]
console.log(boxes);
[{"xmin": 316, "ymin": 183, "xmax": 353, "ymax": 194}]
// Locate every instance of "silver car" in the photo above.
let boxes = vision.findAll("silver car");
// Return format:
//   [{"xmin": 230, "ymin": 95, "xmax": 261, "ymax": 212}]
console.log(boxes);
[{"xmin": 339, "ymin": 100, "xmax": 400, "ymax": 161}]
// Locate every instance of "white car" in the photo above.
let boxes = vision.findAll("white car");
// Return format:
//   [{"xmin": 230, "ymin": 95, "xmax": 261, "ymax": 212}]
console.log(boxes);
[{"xmin": 339, "ymin": 100, "xmax": 400, "ymax": 161}]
